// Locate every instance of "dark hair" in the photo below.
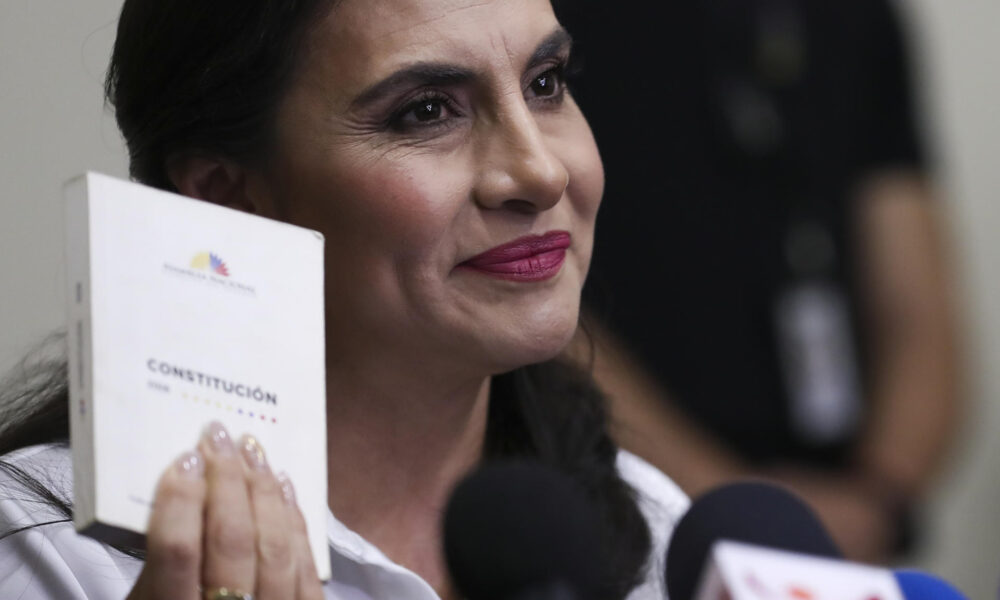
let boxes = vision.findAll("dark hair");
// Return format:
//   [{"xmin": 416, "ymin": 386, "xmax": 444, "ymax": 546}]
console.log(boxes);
[
  {"xmin": 487, "ymin": 361, "xmax": 653, "ymax": 597},
  {"xmin": 2, "ymin": 1, "xmax": 651, "ymax": 597},
  {"xmin": 106, "ymin": 0, "xmax": 336, "ymax": 190},
  {"xmin": 0, "ymin": 336, "xmax": 73, "ymax": 542}
]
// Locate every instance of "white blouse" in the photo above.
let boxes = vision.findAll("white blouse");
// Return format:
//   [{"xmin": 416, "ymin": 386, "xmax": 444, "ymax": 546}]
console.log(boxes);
[{"xmin": 0, "ymin": 444, "xmax": 688, "ymax": 599}]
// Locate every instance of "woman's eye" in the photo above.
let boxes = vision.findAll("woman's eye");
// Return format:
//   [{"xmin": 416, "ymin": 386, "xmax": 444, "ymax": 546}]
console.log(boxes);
[
  {"xmin": 412, "ymin": 100, "xmax": 443, "ymax": 122},
  {"xmin": 528, "ymin": 68, "xmax": 565, "ymax": 98},
  {"xmin": 389, "ymin": 95, "xmax": 457, "ymax": 132}
]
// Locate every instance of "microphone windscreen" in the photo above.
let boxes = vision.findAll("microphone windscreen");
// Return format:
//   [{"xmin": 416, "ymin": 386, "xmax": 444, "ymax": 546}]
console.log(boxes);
[
  {"xmin": 665, "ymin": 481, "xmax": 841, "ymax": 600},
  {"xmin": 443, "ymin": 461, "xmax": 603, "ymax": 600},
  {"xmin": 894, "ymin": 569, "xmax": 969, "ymax": 600}
]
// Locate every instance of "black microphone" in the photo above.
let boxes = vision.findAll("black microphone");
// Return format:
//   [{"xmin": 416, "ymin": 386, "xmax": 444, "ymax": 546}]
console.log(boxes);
[
  {"xmin": 443, "ymin": 461, "xmax": 604, "ymax": 600},
  {"xmin": 665, "ymin": 481, "xmax": 841, "ymax": 600}
]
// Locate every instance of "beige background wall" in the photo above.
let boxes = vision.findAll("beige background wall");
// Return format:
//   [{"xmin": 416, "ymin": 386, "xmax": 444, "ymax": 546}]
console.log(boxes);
[
  {"xmin": 1, "ymin": 1, "xmax": 998, "ymax": 596},
  {"xmin": 902, "ymin": 0, "xmax": 1000, "ymax": 596},
  {"xmin": 1, "ymin": 0, "xmax": 127, "ymax": 371}
]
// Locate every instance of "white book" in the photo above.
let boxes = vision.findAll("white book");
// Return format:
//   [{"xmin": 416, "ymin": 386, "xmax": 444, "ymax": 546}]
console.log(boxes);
[{"xmin": 65, "ymin": 172, "xmax": 330, "ymax": 579}]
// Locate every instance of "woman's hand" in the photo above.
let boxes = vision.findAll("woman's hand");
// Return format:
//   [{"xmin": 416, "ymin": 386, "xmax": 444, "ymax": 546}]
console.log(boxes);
[{"xmin": 127, "ymin": 422, "xmax": 324, "ymax": 600}]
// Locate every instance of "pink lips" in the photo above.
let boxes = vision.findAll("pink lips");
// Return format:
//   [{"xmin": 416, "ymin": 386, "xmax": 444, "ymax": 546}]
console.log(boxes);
[{"xmin": 458, "ymin": 231, "xmax": 571, "ymax": 282}]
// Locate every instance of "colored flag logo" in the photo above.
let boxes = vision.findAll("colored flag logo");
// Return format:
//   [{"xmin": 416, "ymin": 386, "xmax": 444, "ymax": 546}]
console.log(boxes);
[{"xmin": 190, "ymin": 252, "xmax": 230, "ymax": 277}]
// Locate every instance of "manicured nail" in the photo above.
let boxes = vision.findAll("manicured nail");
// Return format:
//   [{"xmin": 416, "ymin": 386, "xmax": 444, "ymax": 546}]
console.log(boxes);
[
  {"xmin": 203, "ymin": 421, "xmax": 233, "ymax": 454},
  {"xmin": 175, "ymin": 450, "xmax": 204, "ymax": 478},
  {"xmin": 240, "ymin": 435, "xmax": 268, "ymax": 472},
  {"xmin": 276, "ymin": 472, "xmax": 297, "ymax": 505}
]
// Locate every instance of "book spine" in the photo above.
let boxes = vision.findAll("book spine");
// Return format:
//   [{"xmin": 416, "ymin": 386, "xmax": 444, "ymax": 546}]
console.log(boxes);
[{"xmin": 65, "ymin": 173, "xmax": 96, "ymax": 530}]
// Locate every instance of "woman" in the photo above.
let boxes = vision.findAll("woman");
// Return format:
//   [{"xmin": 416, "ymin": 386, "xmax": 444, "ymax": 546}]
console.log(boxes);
[{"xmin": 0, "ymin": 0, "xmax": 688, "ymax": 598}]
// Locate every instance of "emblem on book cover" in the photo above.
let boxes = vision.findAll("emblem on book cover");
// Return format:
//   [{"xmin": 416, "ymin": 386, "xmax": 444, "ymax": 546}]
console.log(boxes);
[{"xmin": 190, "ymin": 252, "xmax": 230, "ymax": 277}]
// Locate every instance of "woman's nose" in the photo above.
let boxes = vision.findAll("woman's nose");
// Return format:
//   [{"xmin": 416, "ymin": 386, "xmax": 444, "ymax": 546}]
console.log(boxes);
[{"xmin": 472, "ymin": 102, "xmax": 569, "ymax": 213}]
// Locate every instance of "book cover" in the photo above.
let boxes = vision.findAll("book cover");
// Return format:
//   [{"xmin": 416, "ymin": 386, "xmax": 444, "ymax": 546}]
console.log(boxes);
[{"xmin": 65, "ymin": 172, "xmax": 330, "ymax": 579}]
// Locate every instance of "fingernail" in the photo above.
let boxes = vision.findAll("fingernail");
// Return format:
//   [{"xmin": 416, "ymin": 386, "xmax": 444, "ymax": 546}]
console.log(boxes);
[
  {"xmin": 175, "ymin": 450, "xmax": 204, "ymax": 478},
  {"xmin": 203, "ymin": 421, "xmax": 233, "ymax": 454},
  {"xmin": 240, "ymin": 435, "xmax": 268, "ymax": 472},
  {"xmin": 276, "ymin": 472, "xmax": 297, "ymax": 505}
]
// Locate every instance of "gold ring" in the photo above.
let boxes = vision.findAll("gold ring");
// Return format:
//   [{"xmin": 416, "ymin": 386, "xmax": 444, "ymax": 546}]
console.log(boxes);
[{"xmin": 202, "ymin": 587, "xmax": 253, "ymax": 600}]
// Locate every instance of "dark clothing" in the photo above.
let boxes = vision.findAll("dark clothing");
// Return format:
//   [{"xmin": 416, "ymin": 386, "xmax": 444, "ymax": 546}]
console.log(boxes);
[{"xmin": 558, "ymin": 0, "xmax": 925, "ymax": 465}]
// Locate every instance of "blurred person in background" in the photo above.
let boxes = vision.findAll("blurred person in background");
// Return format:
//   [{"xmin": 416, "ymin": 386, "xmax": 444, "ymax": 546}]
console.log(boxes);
[{"xmin": 557, "ymin": 0, "xmax": 961, "ymax": 563}]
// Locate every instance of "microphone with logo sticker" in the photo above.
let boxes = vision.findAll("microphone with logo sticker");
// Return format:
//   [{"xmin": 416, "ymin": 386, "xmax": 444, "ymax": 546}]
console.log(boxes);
[
  {"xmin": 665, "ymin": 481, "xmax": 842, "ymax": 600},
  {"xmin": 664, "ymin": 481, "xmax": 968, "ymax": 600}
]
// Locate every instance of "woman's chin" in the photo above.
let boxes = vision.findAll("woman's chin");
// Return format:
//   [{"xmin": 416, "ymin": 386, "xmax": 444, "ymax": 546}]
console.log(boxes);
[{"xmin": 483, "ymin": 314, "xmax": 580, "ymax": 373}]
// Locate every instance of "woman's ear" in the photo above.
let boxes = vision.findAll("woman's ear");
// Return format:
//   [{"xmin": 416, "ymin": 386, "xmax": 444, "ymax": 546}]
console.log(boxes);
[{"xmin": 166, "ymin": 155, "xmax": 257, "ymax": 213}]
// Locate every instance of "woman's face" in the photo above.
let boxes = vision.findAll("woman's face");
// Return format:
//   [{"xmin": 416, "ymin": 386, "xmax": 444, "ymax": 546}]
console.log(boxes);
[{"xmin": 259, "ymin": 0, "xmax": 603, "ymax": 376}]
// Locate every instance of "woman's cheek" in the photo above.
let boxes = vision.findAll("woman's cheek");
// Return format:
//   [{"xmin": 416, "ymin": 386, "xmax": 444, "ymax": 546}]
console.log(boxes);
[
  {"xmin": 574, "ymin": 153, "xmax": 604, "ymax": 219},
  {"xmin": 557, "ymin": 118, "xmax": 605, "ymax": 220},
  {"xmin": 335, "ymin": 157, "xmax": 465, "ymax": 250},
  {"xmin": 563, "ymin": 129, "xmax": 603, "ymax": 276}
]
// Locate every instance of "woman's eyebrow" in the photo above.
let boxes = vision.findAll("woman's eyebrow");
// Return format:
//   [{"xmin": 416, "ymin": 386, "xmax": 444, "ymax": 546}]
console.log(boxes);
[
  {"xmin": 526, "ymin": 28, "xmax": 573, "ymax": 70},
  {"xmin": 349, "ymin": 28, "xmax": 574, "ymax": 110},
  {"xmin": 350, "ymin": 64, "xmax": 475, "ymax": 109}
]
